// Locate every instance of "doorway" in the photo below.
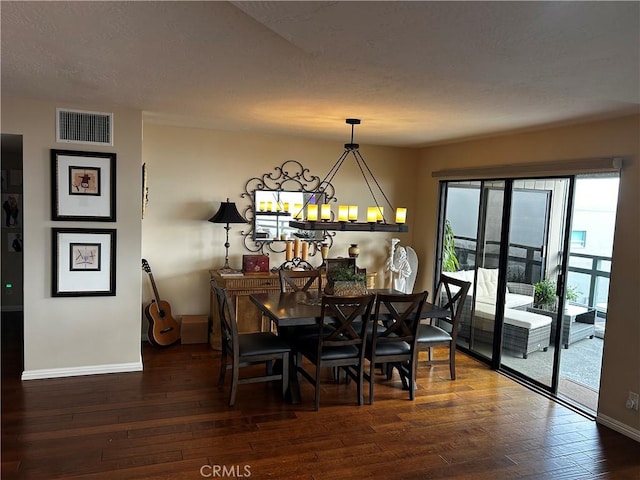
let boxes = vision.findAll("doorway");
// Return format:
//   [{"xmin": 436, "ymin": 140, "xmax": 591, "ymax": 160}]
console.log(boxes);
[
  {"xmin": 1, "ymin": 133, "xmax": 24, "ymax": 375},
  {"xmin": 437, "ymin": 173, "xmax": 618, "ymax": 414}
]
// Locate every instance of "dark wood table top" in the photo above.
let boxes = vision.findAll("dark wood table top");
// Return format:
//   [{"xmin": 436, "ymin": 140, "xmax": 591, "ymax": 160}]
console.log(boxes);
[{"xmin": 250, "ymin": 289, "xmax": 450, "ymax": 328}]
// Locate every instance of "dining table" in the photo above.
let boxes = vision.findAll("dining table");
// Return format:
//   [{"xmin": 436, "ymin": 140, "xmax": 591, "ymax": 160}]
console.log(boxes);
[{"xmin": 249, "ymin": 288, "xmax": 450, "ymax": 404}]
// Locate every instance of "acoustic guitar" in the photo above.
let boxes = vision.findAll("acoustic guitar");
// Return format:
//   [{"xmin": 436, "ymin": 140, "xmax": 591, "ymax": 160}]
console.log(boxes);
[{"xmin": 142, "ymin": 259, "xmax": 180, "ymax": 347}]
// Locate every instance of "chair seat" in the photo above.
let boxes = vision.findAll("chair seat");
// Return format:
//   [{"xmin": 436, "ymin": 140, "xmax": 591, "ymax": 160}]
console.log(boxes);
[
  {"xmin": 238, "ymin": 332, "xmax": 291, "ymax": 357},
  {"xmin": 297, "ymin": 336, "xmax": 359, "ymax": 362},
  {"xmin": 366, "ymin": 340, "xmax": 410, "ymax": 356},
  {"xmin": 417, "ymin": 324, "xmax": 452, "ymax": 343}
]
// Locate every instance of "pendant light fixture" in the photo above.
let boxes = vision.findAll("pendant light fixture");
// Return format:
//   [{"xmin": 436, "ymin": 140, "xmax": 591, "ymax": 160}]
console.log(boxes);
[{"xmin": 288, "ymin": 118, "xmax": 408, "ymax": 233}]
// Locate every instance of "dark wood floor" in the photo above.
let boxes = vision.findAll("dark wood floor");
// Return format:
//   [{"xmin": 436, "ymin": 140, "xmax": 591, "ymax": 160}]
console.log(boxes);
[{"xmin": 2, "ymin": 321, "xmax": 640, "ymax": 479}]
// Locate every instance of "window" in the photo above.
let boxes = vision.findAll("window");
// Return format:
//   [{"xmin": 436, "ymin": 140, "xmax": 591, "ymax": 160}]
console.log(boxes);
[{"xmin": 571, "ymin": 230, "xmax": 586, "ymax": 248}]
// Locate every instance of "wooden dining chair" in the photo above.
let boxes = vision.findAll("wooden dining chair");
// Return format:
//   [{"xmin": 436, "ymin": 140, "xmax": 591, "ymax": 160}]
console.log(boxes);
[
  {"xmin": 365, "ymin": 291, "xmax": 428, "ymax": 403},
  {"xmin": 296, "ymin": 294, "xmax": 375, "ymax": 410},
  {"xmin": 416, "ymin": 274, "xmax": 471, "ymax": 380},
  {"xmin": 278, "ymin": 269, "xmax": 322, "ymax": 294},
  {"xmin": 213, "ymin": 286, "xmax": 291, "ymax": 407},
  {"xmin": 277, "ymin": 269, "xmax": 324, "ymax": 342}
]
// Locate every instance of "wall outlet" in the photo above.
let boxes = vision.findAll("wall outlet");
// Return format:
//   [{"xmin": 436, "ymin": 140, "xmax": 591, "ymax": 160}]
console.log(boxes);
[{"xmin": 626, "ymin": 391, "xmax": 639, "ymax": 411}]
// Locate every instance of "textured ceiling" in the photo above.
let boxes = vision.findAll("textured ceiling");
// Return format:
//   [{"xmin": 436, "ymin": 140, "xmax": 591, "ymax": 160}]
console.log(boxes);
[{"xmin": 1, "ymin": 1, "xmax": 638, "ymax": 147}]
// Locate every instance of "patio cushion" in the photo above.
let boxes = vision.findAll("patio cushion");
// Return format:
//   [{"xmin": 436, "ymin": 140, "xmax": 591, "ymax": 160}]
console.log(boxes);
[{"xmin": 474, "ymin": 303, "xmax": 552, "ymax": 329}]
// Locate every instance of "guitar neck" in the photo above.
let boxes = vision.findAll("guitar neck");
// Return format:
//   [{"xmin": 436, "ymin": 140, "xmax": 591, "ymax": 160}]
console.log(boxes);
[{"xmin": 147, "ymin": 272, "xmax": 163, "ymax": 305}]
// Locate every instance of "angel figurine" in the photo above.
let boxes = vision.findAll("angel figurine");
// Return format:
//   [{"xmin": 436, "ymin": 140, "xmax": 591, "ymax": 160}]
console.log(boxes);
[{"xmin": 386, "ymin": 238, "xmax": 412, "ymax": 293}]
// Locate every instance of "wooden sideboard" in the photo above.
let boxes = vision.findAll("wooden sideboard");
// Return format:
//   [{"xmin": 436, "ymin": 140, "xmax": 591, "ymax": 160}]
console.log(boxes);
[{"xmin": 209, "ymin": 271, "xmax": 283, "ymax": 349}]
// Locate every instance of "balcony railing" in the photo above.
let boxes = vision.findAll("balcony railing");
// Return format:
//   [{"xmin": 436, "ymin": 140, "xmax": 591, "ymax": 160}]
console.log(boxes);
[
  {"xmin": 452, "ymin": 236, "xmax": 610, "ymax": 312},
  {"xmin": 567, "ymin": 252, "xmax": 611, "ymax": 313}
]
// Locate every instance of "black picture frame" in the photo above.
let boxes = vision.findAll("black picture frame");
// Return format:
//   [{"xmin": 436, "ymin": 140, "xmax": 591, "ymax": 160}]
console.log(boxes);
[
  {"xmin": 51, "ymin": 149, "xmax": 116, "ymax": 221},
  {"xmin": 52, "ymin": 227, "xmax": 116, "ymax": 297}
]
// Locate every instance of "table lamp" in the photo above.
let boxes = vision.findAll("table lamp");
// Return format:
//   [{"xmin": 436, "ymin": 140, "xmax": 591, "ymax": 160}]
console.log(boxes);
[{"xmin": 208, "ymin": 198, "xmax": 246, "ymax": 274}]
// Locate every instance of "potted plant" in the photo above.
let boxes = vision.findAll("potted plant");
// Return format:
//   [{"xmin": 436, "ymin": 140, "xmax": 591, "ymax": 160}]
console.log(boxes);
[
  {"xmin": 331, "ymin": 267, "xmax": 367, "ymax": 296},
  {"xmin": 533, "ymin": 279, "xmax": 581, "ymax": 311},
  {"xmin": 534, "ymin": 278, "xmax": 557, "ymax": 310},
  {"xmin": 442, "ymin": 219, "xmax": 460, "ymax": 272}
]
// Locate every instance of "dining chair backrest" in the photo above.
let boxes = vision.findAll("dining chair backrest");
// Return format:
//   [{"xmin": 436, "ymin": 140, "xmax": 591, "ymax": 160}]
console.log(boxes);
[
  {"xmin": 214, "ymin": 285, "xmax": 239, "ymax": 359},
  {"xmin": 318, "ymin": 294, "xmax": 375, "ymax": 351},
  {"xmin": 212, "ymin": 284, "xmax": 291, "ymax": 407},
  {"xmin": 371, "ymin": 291, "xmax": 429, "ymax": 349},
  {"xmin": 436, "ymin": 274, "xmax": 471, "ymax": 341},
  {"xmin": 279, "ymin": 269, "xmax": 322, "ymax": 294},
  {"xmin": 296, "ymin": 293, "xmax": 375, "ymax": 410},
  {"xmin": 367, "ymin": 290, "xmax": 429, "ymax": 402}
]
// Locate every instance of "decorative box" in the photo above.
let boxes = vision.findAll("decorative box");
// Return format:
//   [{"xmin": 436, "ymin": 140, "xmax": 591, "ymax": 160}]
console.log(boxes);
[
  {"xmin": 181, "ymin": 315, "xmax": 209, "ymax": 344},
  {"xmin": 242, "ymin": 254, "xmax": 270, "ymax": 274}
]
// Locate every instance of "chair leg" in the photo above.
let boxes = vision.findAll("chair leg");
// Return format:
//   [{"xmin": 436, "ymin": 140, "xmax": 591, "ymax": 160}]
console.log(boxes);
[
  {"xmin": 408, "ymin": 358, "xmax": 417, "ymax": 401},
  {"xmin": 385, "ymin": 363, "xmax": 393, "ymax": 380},
  {"xmin": 449, "ymin": 343, "xmax": 456, "ymax": 380},
  {"xmin": 218, "ymin": 348, "xmax": 227, "ymax": 388},
  {"xmin": 357, "ymin": 365, "xmax": 364, "ymax": 406},
  {"xmin": 369, "ymin": 358, "xmax": 375, "ymax": 404},
  {"xmin": 266, "ymin": 360, "xmax": 273, "ymax": 376},
  {"xmin": 281, "ymin": 352, "xmax": 289, "ymax": 400},
  {"xmin": 314, "ymin": 364, "xmax": 321, "ymax": 411},
  {"xmin": 229, "ymin": 363, "xmax": 239, "ymax": 407}
]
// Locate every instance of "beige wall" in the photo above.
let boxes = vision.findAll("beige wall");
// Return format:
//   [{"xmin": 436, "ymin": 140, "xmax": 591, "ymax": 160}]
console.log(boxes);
[
  {"xmin": 141, "ymin": 123, "xmax": 419, "ymax": 317},
  {"xmin": 1, "ymin": 97, "xmax": 143, "ymax": 377},
  {"xmin": 415, "ymin": 114, "xmax": 640, "ymax": 436}
]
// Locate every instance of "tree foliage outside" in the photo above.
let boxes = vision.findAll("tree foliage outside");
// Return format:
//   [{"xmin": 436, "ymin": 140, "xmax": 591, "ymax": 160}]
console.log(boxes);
[{"xmin": 442, "ymin": 219, "xmax": 460, "ymax": 272}]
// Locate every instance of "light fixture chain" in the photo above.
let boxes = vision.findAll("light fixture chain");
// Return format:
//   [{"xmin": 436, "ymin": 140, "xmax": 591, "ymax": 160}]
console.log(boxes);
[{"xmin": 353, "ymin": 149, "xmax": 396, "ymax": 215}]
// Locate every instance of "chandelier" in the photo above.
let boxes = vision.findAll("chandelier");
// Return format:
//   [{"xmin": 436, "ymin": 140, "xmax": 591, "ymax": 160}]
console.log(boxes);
[{"xmin": 288, "ymin": 118, "xmax": 408, "ymax": 233}]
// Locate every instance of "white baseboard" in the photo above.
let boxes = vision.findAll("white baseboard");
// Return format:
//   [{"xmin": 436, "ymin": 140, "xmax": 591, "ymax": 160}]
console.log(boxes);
[
  {"xmin": 597, "ymin": 413, "xmax": 640, "ymax": 442},
  {"xmin": 21, "ymin": 356, "xmax": 143, "ymax": 380}
]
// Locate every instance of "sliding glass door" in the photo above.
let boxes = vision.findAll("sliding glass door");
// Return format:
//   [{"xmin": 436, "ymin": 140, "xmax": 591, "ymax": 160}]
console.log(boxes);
[
  {"xmin": 438, "ymin": 177, "xmax": 572, "ymax": 391},
  {"xmin": 438, "ymin": 174, "xmax": 618, "ymax": 411}
]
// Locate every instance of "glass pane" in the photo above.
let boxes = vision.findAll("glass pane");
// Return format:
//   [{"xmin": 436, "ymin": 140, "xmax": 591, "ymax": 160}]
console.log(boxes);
[
  {"xmin": 568, "ymin": 255, "xmax": 593, "ymax": 269},
  {"xmin": 442, "ymin": 182, "xmax": 481, "ymax": 356},
  {"xmin": 501, "ymin": 178, "xmax": 569, "ymax": 389}
]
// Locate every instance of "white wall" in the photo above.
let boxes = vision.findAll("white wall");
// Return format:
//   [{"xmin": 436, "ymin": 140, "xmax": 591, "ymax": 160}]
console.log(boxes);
[{"xmin": 1, "ymin": 97, "xmax": 143, "ymax": 378}]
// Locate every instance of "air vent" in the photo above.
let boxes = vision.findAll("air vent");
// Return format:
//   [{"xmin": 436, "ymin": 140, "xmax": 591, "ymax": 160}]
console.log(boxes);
[{"xmin": 56, "ymin": 108, "xmax": 113, "ymax": 146}]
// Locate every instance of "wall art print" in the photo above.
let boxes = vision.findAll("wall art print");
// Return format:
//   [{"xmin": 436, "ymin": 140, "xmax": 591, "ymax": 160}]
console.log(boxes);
[
  {"xmin": 51, "ymin": 149, "xmax": 116, "ymax": 221},
  {"xmin": 52, "ymin": 227, "xmax": 116, "ymax": 297}
]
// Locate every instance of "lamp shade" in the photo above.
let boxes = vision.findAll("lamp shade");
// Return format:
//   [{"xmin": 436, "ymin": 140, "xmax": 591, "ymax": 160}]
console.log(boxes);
[{"xmin": 208, "ymin": 198, "xmax": 246, "ymax": 224}]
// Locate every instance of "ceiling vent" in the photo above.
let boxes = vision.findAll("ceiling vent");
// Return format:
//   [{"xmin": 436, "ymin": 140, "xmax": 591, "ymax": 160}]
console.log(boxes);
[{"xmin": 56, "ymin": 108, "xmax": 113, "ymax": 146}]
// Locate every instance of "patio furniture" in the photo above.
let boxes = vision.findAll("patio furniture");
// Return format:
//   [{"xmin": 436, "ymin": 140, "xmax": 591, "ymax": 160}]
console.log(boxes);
[
  {"xmin": 474, "ymin": 303, "xmax": 552, "ymax": 358},
  {"xmin": 528, "ymin": 304, "xmax": 596, "ymax": 349}
]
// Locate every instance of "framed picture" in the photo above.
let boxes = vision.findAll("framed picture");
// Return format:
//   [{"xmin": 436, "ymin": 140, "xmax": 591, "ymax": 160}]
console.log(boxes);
[
  {"xmin": 242, "ymin": 254, "xmax": 270, "ymax": 274},
  {"xmin": 141, "ymin": 163, "xmax": 149, "ymax": 219},
  {"xmin": 1, "ymin": 194, "xmax": 21, "ymax": 228},
  {"xmin": 52, "ymin": 228, "xmax": 116, "ymax": 297},
  {"xmin": 7, "ymin": 232, "xmax": 23, "ymax": 253},
  {"xmin": 51, "ymin": 149, "xmax": 116, "ymax": 221}
]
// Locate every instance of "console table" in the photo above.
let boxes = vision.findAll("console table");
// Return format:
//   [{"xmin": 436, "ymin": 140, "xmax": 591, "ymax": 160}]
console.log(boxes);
[{"xmin": 209, "ymin": 271, "xmax": 281, "ymax": 350}]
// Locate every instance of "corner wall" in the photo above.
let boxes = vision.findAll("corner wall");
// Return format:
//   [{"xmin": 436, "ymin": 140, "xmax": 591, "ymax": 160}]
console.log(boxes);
[{"xmin": 1, "ymin": 97, "xmax": 143, "ymax": 378}]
